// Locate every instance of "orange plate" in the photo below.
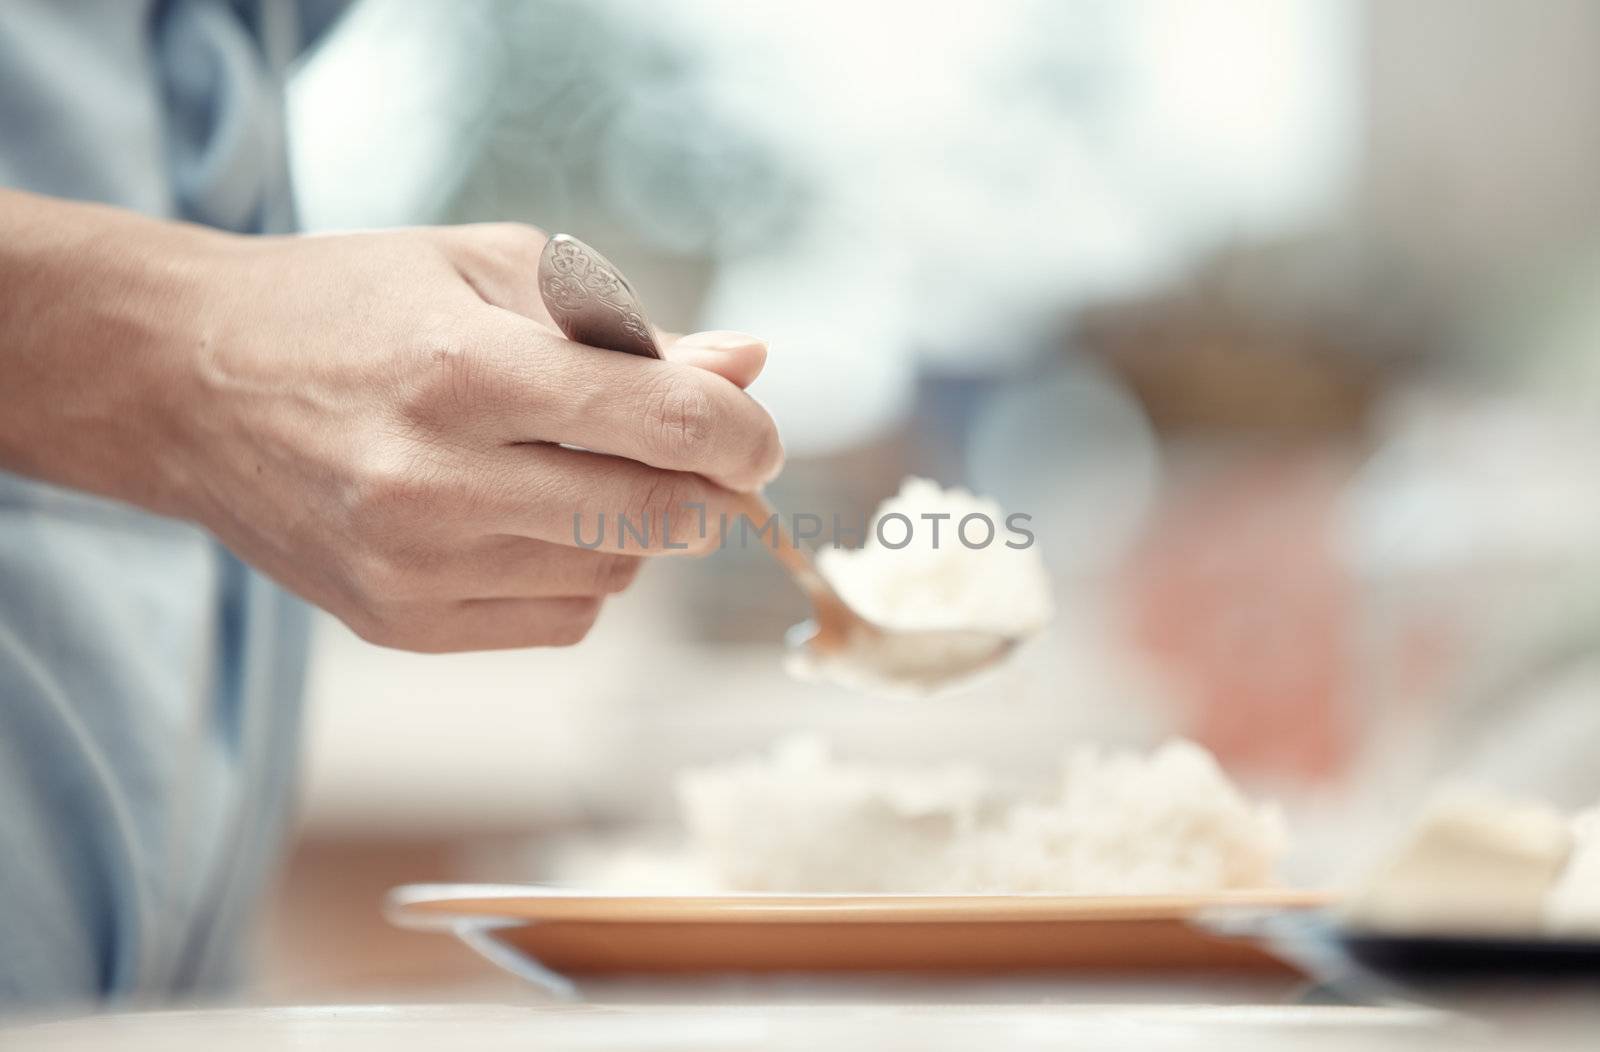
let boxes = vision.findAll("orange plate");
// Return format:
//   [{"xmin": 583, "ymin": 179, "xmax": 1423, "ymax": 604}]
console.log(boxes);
[{"xmin": 387, "ymin": 884, "xmax": 1331, "ymax": 977}]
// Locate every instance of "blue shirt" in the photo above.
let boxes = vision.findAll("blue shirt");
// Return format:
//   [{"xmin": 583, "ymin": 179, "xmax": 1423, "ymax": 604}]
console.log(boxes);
[{"xmin": 0, "ymin": 0, "xmax": 344, "ymax": 1010}]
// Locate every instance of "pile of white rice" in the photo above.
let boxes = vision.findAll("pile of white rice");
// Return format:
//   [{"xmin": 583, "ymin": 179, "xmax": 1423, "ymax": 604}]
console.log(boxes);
[
  {"xmin": 664, "ymin": 736, "xmax": 1285, "ymax": 894},
  {"xmin": 813, "ymin": 477, "xmax": 1054, "ymax": 639},
  {"xmin": 788, "ymin": 478, "xmax": 1056, "ymax": 694}
]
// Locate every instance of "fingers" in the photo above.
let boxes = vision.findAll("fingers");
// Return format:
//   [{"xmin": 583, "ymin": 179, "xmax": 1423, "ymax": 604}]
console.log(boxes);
[
  {"xmin": 466, "ymin": 310, "xmax": 784, "ymax": 492},
  {"xmin": 479, "ymin": 443, "xmax": 741, "ymax": 555},
  {"xmin": 428, "ymin": 226, "xmax": 782, "ymax": 489},
  {"xmin": 421, "ymin": 536, "xmax": 642, "ymax": 599},
  {"xmin": 664, "ymin": 330, "xmax": 768, "ymax": 390},
  {"xmin": 329, "ymin": 533, "xmax": 639, "ymax": 652},
  {"xmin": 354, "ymin": 596, "xmax": 604, "ymax": 653}
]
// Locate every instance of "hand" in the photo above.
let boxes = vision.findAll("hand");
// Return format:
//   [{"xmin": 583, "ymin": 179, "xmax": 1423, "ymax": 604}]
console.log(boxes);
[
  {"xmin": 190, "ymin": 224, "xmax": 785, "ymax": 651},
  {"xmin": 0, "ymin": 200, "xmax": 782, "ymax": 652}
]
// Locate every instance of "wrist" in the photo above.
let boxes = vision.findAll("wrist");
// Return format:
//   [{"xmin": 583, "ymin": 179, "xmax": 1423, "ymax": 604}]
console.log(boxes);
[{"xmin": 0, "ymin": 190, "xmax": 240, "ymax": 518}]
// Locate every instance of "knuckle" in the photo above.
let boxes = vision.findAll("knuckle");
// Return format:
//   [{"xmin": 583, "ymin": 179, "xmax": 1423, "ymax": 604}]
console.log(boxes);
[
  {"xmin": 341, "ymin": 456, "xmax": 455, "ymax": 602},
  {"xmin": 401, "ymin": 324, "xmax": 493, "ymax": 423},
  {"xmin": 484, "ymin": 221, "xmax": 548, "ymax": 254},
  {"xmin": 625, "ymin": 472, "xmax": 693, "ymax": 537},
  {"xmin": 642, "ymin": 372, "xmax": 715, "ymax": 463},
  {"xmin": 347, "ymin": 445, "xmax": 452, "ymax": 531},
  {"xmin": 462, "ymin": 222, "xmax": 549, "ymax": 277},
  {"xmin": 346, "ymin": 548, "xmax": 417, "ymax": 606},
  {"xmin": 507, "ymin": 221, "xmax": 550, "ymax": 256}
]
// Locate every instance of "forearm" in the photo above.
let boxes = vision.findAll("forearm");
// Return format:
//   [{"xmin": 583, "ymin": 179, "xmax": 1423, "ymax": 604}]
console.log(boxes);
[{"xmin": 0, "ymin": 188, "xmax": 234, "ymax": 515}]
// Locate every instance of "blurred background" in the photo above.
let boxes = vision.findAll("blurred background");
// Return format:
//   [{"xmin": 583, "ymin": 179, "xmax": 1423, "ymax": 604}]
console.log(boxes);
[{"xmin": 258, "ymin": 0, "xmax": 1600, "ymax": 999}]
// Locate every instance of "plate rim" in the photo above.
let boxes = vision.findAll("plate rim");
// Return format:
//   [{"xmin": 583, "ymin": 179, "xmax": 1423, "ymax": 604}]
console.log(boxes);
[{"xmin": 386, "ymin": 883, "xmax": 1334, "ymax": 930}]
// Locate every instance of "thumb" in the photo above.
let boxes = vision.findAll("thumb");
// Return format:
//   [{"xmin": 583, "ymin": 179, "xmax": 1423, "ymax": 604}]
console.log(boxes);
[{"xmin": 663, "ymin": 330, "xmax": 768, "ymax": 390}]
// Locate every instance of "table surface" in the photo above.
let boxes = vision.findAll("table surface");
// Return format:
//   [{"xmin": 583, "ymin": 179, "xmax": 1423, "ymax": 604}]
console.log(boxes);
[
  {"xmin": 0, "ymin": 1002, "xmax": 1474, "ymax": 1052},
  {"xmin": 6, "ymin": 974, "xmax": 1599, "ymax": 1051},
  {"xmin": 12, "ymin": 992, "xmax": 1600, "ymax": 1052}
]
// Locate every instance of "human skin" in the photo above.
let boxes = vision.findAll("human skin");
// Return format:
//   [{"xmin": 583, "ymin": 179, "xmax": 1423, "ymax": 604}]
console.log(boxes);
[{"xmin": 0, "ymin": 188, "xmax": 783, "ymax": 651}]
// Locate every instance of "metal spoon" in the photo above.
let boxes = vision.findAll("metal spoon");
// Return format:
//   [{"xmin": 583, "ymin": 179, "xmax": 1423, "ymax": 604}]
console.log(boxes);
[{"xmin": 538, "ymin": 233, "xmax": 1021, "ymax": 693}]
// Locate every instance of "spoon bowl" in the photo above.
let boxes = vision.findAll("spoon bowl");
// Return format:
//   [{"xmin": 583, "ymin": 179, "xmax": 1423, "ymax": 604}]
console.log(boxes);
[{"xmin": 735, "ymin": 492, "xmax": 1022, "ymax": 695}]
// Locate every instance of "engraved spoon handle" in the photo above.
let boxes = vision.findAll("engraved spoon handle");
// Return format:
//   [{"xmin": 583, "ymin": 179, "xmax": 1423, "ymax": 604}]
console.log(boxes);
[{"xmin": 537, "ymin": 234, "xmax": 662, "ymax": 359}]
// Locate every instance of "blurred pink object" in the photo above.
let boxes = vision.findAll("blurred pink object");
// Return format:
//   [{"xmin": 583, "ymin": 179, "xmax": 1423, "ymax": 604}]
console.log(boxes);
[{"xmin": 1122, "ymin": 450, "xmax": 1357, "ymax": 784}]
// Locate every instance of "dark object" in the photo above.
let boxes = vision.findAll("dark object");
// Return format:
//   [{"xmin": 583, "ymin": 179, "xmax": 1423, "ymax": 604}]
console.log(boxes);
[
  {"xmin": 1209, "ymin": 909, "xmax": 1600, "ymax": 1002},
  {"xmin": 1339, "ymin": 929, "xmax": 1600, "ymax": 979}
]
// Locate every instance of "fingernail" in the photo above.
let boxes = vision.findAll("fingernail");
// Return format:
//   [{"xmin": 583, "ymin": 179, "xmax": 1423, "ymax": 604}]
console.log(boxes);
[{"xmin": 674, "ymin": 329, "xmax": 767, "ymax": 352}]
